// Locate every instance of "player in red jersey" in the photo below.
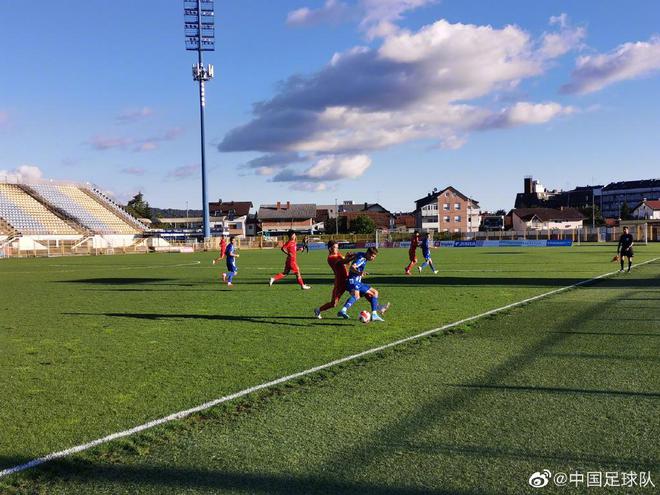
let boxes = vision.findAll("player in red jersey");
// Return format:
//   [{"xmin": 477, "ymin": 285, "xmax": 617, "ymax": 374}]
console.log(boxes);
[
  {"xmin": 269, "ymin": 230, "xmax": 311, "ymax": 290},
  {"xmin": 212, "ymin": 235, "xmax": 228, "ymax": 278},
  {"xmin": 313, "ymin": 240, "xmax": 389, "ymax": 318},
  {"xmin": 405, "ymin": 231, "xmax": 420, "ymax": 274}
]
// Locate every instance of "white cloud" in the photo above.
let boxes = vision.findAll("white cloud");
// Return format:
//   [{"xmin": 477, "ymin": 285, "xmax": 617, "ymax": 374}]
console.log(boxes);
[
  {"xmin": 482, "ymin": 101, "xmax": 575, "ymax": 129},
  {"xmin": 291, "ymin": 182, "xmax": 329, "ymax": 192},
  {"xmin": 89, "ymin": 135, "xmax": 133, "ymax": 151},
  {"xmin": 360, "ymin": 0, "xmax": 438, "ymax": 39},
  {"xmin": 116, "ymin": 106, "xmax": 154, "ymax": 124},
  {"xmin": 287, "ymin": 0, "xmax": 352, "ymax": 26},
  {"xmin": 221, "ymin": 18, "xmax": 576, "ymax": 155},
  {"xmin": 0, "ymin": 165, "xmax": 44, "ymax": 182},
  {"xmin": 166, "ymin": 164, "xmax": 199, "ymax": 180},
  {"xmin": 121, "ymin": 167, "xmax": 146, "ymax": 176},
  {"xmin": 562, "ymin": 36, "xmax": 660, "ymax": 94},
  {"xmin": 286, "ymin": 0, "xmax": 437, "ymax": 40},
  {"xmin": 273, "ymin": 154, "xmax": 371, "ymax": 182},
  {"xmin": 272, "ymin": 154, "xmax": 371, "ymax": 192},
  {"xmin": 89, "ymin": 127, "xmax": 184, "ymax": 152},
  {"xmin": 538, "ymin": 14, "xmax": 585, "ymax": 59}
]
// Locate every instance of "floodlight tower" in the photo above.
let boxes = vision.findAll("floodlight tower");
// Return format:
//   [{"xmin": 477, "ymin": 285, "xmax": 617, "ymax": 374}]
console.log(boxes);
[{"xmin": 184, "ymin": 0, "xmax": 215, "ymax": 241}]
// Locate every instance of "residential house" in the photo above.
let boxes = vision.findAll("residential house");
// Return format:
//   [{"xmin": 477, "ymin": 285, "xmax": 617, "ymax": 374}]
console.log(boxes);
[
  {"xmin": 632, "ymin": 199, "xmax": 660, "ymax": 220},
  {"xmin": 338, "ymin": 201, "xmax": 394, "ymax": 230},
  {"xmin": 258, "ymin": 202, "xmax": 318, "ymax": 234},
  {"xmin": 415, "ymin": 186, "xmax": 481, "ymax": 233},
  {"xmin": 208, "ymin": 200, "xmax": 253, "ymax": 237},
  {"xmin": 510, "ymin": 208, "xmax": 584, "ymax": 231},
  {"xmin": 600, "ymin": 179, "xmax": 660, "ymax": 219}
]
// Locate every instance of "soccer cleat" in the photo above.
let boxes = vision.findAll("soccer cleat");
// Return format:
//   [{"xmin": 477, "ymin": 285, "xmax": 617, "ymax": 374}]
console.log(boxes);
[
  {"xmin": 301, "ymin": 284, "xmax": 311, "ymax": 290},
  {"xmin": 269, "ymin": 277, "xmax": 275, "ymax": 286},
  {"xmin": 405, "ymin": 270, "xmax": 411, "ymax": 276},
  {"xmin": 417, "ymin": 266, "xmax": 422, "ymax": 273},
  {"xmin": 338, "ymin": 309, "xmax": 349, "ymax": 319},
  {"xmin": 222, "ymin": 273, "xmax": 227, "ymax": 282},
  {"xmin": 378, "ymin": 302, "xmax": 391, "ymax": 315},
  {"xmin": 371, "ymin": 312, "xmax": 385, "ymax": 322},
  {"xmin": 227, "ymin": 282, "xmax": 233, "ymax": 287},
  {"xmin": 433, "ymin": 270, "xmax": 439, "ymax": 274},
  {"xmin": 314, "ymin": 308, "xmax": 322, "ymax": 319},
  {"xmin": 212, "ymin": 259, "xmax": 216, "ymax": 265}
]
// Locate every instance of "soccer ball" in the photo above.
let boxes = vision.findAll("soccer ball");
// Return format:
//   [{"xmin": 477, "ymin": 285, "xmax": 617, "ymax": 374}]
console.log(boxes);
[{"xmin": 359, "ymin": 310, "xmax": 371, "ymax": 323}]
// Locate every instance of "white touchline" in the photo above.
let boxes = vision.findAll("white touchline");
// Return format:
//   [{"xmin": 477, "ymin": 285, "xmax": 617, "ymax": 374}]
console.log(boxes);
[{"xmin": 1, "ymin": 257, "xmax": 658, "ymax": 479}]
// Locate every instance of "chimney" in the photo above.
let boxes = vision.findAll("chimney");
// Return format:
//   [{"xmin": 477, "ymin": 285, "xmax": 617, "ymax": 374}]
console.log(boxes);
[
  {"xmin": 364, "ymin": 202, "xmax": 368, "ymax": 210},
  {"xmin": 276, "ymin": 201, "xmax": 281, "ymax": 210},
  {"xmin": 524, "ymin": 176, "xmax": 533, "ymax": 194},
  {"xmin": 286, "ymin": 201, "xmax": 291, "ymax": 209}
]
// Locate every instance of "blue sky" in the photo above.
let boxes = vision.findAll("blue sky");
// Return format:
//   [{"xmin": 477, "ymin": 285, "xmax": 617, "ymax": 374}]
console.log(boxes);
[{"xmin": 1, "ymin": 1, "xmax": 659, "ymax": 212}]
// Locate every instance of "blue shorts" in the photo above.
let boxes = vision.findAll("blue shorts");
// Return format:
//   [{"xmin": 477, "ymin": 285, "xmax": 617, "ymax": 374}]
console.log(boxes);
[
  {"xmin": 347, "ymin": 281, "xmax": 371, "ymax": 294},
  {"xmin": 226, "ymin": 261, "xmax": 237, "ymax": 273},
  {"xmin": 422, "ymin": 251, "xmax": 431, "ymax": 260}
]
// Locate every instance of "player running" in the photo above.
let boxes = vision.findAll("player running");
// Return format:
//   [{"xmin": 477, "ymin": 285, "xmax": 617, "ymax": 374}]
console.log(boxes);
[
  {"xmin": 617, "ymin": 226, "xmax": 634, "ymax": 272},
  {"xmin": 418, "ymin": 233, "xmax": 439, "ymax": 274},
  {"xmin": 405, "ymin": 231, "xmax": 420, "ymax": 275},
  {"xmin": 269, "ymin": 230, "xmax": 311, "ymax": 289},
  {"xmin": 338, "ymin": 247, "xmax": 386, "ymax": 322},
  {"xmin": 221, "ymin": 236, "xmax": 239, "ymax": 287},
  {"xmin": 314, "ymin": 241, "xmax": 389, "ymax": 319},
  {"xmin": 212, "ymin": 235, "xmax": 227, "ymax": 265}
]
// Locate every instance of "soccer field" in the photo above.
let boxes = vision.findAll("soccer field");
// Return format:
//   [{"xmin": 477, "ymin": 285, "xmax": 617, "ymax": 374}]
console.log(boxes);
[{"xmin": 1, "ymin": 245, "xmax": 659, "ymax": 493}]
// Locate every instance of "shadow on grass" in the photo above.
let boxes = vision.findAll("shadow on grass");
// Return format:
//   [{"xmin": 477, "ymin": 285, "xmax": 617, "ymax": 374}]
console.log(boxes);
[
  {"xmin": 0, "ymin": 457, "xmax": 467, "ymax": 495},
  {"xmin": 312, "ymin": 283, "xmax": 658, "ymax": 479},
  {"xmin": 551, "ymin": 331, "xmax": 660, "ymax": 337},
  {"xmin": 58, "ymin": 278, "xmax": 177, "ymax": 285},
  {"xmin": 64, "ymin": 312, "xmax": 349, "ymax": 328},
  {"xmin": 445, "ymin": 383, "xmax": 660, "ymax": 399},
  {"xmin": 288, "ymin": 273, "xmax": 660, "ymax": 289}
]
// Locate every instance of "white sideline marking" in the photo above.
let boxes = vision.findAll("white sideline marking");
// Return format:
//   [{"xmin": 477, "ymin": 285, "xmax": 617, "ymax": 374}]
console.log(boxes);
[{"xmin": 1, "ymin": 257, "xmax": 658, "ymax": 479}]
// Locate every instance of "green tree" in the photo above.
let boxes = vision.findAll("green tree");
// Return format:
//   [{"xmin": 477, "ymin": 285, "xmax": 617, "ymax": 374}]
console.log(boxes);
[
  {"xmin": 126, "ymin": 192, "xmax": 152, "ymax": 220},
  {"xmin": 619, "ymin": 202, "xmax": 633, "ymax": 220},
  {"xmin": 494, "ymin": 209, "xmax": 507, "ymax": 216},
  {"xmin": 578, "ymin": 205, "xmax": 605, "ymax": 226},
  {"xmin": 324, "ymin": 216, "xmax": 348, "ymax": 234},
  {"xmin": 350, "ymin": 214, "xmax": 376, "ymax": 234}
]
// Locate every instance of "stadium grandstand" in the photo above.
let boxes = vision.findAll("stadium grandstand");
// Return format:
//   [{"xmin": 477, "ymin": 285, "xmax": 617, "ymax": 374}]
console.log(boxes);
[{"xmin": 0, "ymin": 181, "xmax": 145, "ymax": 256}]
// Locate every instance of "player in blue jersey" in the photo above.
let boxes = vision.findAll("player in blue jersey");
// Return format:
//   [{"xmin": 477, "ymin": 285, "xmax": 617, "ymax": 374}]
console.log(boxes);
[
  {"xmin": 417, "ymin": 233, "xmax": 439, "ymax": 274},
  {"xmin": 222, "ymin": 236, "xmax": 239, "ymax": 287},
  {"xmin": 337, "ymin": 247, "xmax": 386, "ymax": 322}
]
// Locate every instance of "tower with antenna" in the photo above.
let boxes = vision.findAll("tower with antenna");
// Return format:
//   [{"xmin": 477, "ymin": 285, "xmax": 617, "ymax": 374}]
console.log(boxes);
[{"xmin": 184, "ymin": 0, "xmax": 215, "ymax": 240}]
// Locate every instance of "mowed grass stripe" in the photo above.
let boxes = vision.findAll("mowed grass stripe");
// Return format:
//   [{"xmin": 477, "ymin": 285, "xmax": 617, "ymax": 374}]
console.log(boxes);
[
  {"xmin": 3, "ymin": 254, "xmax": 659, "ymax": 494},
  {"xmin": 4, "ymin": 255, "xmax": 656, "ymax": 480},
  {"xmin": 1, "ymin": 246, "xmax": 658, "ymax": 475}
]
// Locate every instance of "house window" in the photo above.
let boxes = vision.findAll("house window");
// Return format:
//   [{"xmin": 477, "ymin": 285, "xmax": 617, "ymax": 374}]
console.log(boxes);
[
  {"xmin": 455, "ymin": 216, "xmax": 461, "ymax": 222},
  {"xmin": 454, "ymin": 203, "xmax": 461, "ymax": 210},
  {"xmin": 443, "ymin": 203, "xmax": 450, "ymax": 210},
  {"xmin": 443, "ymin": 216, "xmax": 450, "ymax": 223},
  {"xmin": 454, "ymin": 228, "xmax": 460, "ymax": 232}
]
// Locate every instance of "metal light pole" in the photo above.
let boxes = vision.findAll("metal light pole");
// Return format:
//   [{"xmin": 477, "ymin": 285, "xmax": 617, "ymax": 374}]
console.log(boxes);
[{"xmin": 184, "ymin": 0, "xmax": 215, "ymax": 241}]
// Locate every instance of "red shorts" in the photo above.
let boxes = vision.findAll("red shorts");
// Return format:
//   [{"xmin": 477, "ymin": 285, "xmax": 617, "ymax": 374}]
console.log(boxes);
[
  {"xmin": 284, "ymin": 260, "xmax": 299, "ymax": 273},
  {"xmin": 408, "ymin": 250, "xmax": 417, "ymax": 262}
]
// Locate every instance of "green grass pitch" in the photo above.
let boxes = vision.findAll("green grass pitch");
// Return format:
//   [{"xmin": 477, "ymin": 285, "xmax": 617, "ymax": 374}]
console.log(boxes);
[{"xmin": 1, "ymin": 245, "xmax": 658, "ymax": 493}]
